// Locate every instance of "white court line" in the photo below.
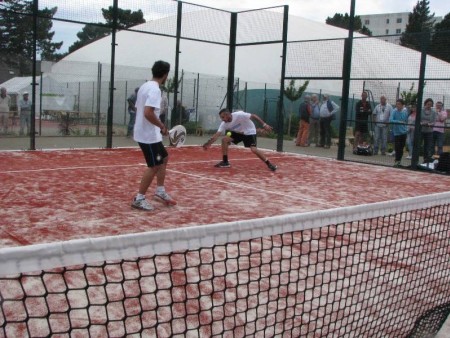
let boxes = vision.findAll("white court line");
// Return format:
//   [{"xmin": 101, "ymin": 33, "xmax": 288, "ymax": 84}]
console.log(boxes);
[
  {"xmin": 0, "ymin": 157, "xmax": 336, "ymax": 207},
  {"xmin": 168, "ymin": 168, "xmax": 338, "ymax": 207},
  {"xmin": 0, "ymin": 164, "xmax": 140, "ymax": 174},
  {"xmin": 0, "ymin": 156, "xmax": 288, "ymax": 174}
]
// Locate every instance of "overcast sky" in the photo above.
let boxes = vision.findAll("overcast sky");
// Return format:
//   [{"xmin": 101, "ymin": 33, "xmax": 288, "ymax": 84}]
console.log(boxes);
[{"xmin": 53, "ymin": 0, "xmax": 449, "ymax": 53}]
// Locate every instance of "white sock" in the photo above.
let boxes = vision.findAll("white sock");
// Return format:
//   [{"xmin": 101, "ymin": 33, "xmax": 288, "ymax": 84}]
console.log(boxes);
[
  {"xmin": 156, "ymin": 186, "xmax": 165, "ymax": 194},
  {"xmin": 136, "ymin": 193, "xmax": 145, "ymax": 200}
]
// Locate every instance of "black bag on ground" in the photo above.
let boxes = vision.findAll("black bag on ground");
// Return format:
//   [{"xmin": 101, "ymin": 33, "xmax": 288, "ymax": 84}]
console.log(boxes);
[
  {"xmin": 354, "ymin": 144, "xmax": 373, "ymax": 156},
  {"xmin": 435, "ymin": 152, "xmax": 450, "ymax": 173}
]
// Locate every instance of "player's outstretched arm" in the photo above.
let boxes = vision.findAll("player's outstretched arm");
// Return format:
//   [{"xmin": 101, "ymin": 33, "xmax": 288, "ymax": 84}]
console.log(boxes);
[{"xmin": 203, "ymin": 132, "xmax": 221, "ymax": 150}]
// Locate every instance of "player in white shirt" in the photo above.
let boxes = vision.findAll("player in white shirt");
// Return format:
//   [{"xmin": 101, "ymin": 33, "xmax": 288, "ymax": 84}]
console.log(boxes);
[
  {"xmin": 203, "ymin": 109, "xmax": 277, "ymax": 171},
  {"xmin": 131, "ymin": 60, "xmax": 176, "ymax": 211}
]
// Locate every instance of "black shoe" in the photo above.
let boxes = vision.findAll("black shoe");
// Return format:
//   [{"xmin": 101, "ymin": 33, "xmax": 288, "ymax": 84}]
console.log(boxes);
[
  {"xmin": 214, "ymin": 161, "xmax": 231, "ymax": 168},
  {"xmin": 267, "ymin": 162, "xmax": 277, "ymax": 171}
]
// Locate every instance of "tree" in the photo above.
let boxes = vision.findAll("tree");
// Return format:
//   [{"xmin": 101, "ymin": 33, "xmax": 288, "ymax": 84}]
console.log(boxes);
[
  {"xmin": 429, "ymin": 12, "xmax": 450, "ymax": 63},
  {"xmin": 400, "ymin": 0, "xmax": 435, "ymax": 51},
  {"xmin": 68, "ymin": 7, "xmax": 145, "ymax": 54},
  {"xmin": 326, "ymin": 13, "xmax": 372, "ymax": 36},
  {"xmin": 400, "ymin": 83, "xmax": 419, "ymax": 107},
  {"xmin": 0, "ymin": 0, "xmax": 63, "ymax": 72},
  {"xmin": 284, "ymin": 80, "xmax": 309, "ymax": 136}
]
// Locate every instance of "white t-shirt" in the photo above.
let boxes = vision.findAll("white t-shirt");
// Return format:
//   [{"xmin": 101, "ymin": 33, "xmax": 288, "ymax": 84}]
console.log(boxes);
[
  {"xmin": 0, "ymin": 95, "xmax": 11, "ymax": 113},
  {"xmin": 217, "ymin": 111, "xmax": 256, "ymax": 135},
  {"xmin": 133, "ymin": 80, "xmax": 162, "ymax": 144}
]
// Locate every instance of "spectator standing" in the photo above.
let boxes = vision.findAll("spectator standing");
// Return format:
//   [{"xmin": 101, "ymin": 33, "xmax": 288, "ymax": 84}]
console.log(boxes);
[
  {"xmin": 372, "ymin": 95, "xmax": 392, "ymax": 155},
  {"xmin": 19, "ymin": 92, "xmax": 32, "ymax": 136},
  {"xmin": 0, "ymin": 87, "xmax": 11, "ymax": 134},
  {"xmin": 406, "ymin": 106, "xmax": 416, "ymax": 160},
  {"xmin": 420, "ymin": 98, "xmax": 436, "ymax": 163},
  {"xmin": 433, "ymin": 101, "xmax": 447, "ymax": 156},
  {"xmin": 171, "ymin": 100, "xmax": 186, "ymax": 127},
  {"xmin": 296, "ymin": 95, "xmax": 311, "ymax": 147},
  {"xmin": 309, "ymin": 94, "xmax": 321, "ymax": 146},
  {"xmin": 319, "ymin": 94, "xmax": 339, "ymax": 149},
  {"xmin": 389, "ymin": 99, "xmax": 408, "ymax": 167},
  {"xmin": 126, "ymin": 87, "xmax": 139, "ymax": 137},
  {"xmin": 354, "ymin": 91, "xmax": 372, "ymax": 151},
  {"xmin": 160, "ymin": 90, "xmax": 169, "ymax": 126}
]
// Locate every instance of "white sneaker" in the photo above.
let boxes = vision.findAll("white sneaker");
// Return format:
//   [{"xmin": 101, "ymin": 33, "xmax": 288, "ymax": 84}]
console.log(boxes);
[
  {"xmin": 154, "ymin": 191, "xmax": 177, "ymax": 206},
  {"xmin": 131, "ymin": 197, "xmax": 154, "ymax": 211}
]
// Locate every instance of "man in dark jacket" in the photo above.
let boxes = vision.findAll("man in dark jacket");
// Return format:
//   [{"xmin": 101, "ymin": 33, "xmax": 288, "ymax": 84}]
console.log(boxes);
[{"xmin": 296, "ymin": 95, "xmax": 311, "ymax": 146}]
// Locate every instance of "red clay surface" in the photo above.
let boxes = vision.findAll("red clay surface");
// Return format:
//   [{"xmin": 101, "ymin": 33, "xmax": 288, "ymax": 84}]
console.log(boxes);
[{"xmin": 1, "ymin": 145, "xmax": 449, "ymax": 249}]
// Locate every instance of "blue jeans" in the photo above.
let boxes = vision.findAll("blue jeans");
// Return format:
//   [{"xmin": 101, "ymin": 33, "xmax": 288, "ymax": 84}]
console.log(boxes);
[
  {"xmin": 406, "ymin": 129, "xmax": 414, "ymax": 154},
  {"xmin": 433, "ymin": 131, "xmax": 444, "ymax": 155},
  {"xmin": 373, "ymin": 125, "xmax": 387, "ymax": 154},
  {"xmin": 20, "ymin": 112, "xmax": 31, "ymax": 136},
  {"xmin": 127, "ymin": 111, "xmax": 136, "ymax": 136}
]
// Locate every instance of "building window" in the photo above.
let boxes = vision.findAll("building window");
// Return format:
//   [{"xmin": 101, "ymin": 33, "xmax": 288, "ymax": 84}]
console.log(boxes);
[
  {"xmin": 386, "ymin": 29, "xmax": 389, "ymax": 34},
  {"xmin": 386, "ymin": 18, "xmax": 390, "ymax": 24},
  {"xmin": 397, "ymin": 18, "xmax": 402, "ymax": 23},
  {"xmin": 396, "ymin": 29, "xmax": 401, "ymax": 34},
  {"xmin": 364, "ymin": 19, "xmax": 370, "ymax": 25}
]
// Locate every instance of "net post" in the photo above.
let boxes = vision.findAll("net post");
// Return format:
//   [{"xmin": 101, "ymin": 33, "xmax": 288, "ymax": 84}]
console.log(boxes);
[
  {"xmin": 337, "ymin": 0, "xmax": 355, "ymax": 161},
  {"xmin": 276, "ymin": 5, "xmax": 289, "ymax": 152},
  {"xmin": 226, "ymin": 12, "xmax": 237, "ymax": 111}
]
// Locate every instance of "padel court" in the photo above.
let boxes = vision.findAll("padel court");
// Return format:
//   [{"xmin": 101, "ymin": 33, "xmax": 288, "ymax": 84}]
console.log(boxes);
[
  {"xmin": 1, "ymin": 145, "xmax": 449, "ymax": 248},
  {"xmin": 0, "ymin": 145, "xmax": 449, "ymax": 337}
]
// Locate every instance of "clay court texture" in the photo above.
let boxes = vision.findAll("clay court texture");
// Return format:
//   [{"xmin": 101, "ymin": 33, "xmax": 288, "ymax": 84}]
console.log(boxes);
[{"xmin": 1, "ymin": 144, "xmax": 449, "ymax": 250}]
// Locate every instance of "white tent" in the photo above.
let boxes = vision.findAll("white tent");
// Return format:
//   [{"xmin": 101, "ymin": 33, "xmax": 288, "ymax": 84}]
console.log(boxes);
[
  {"xmin": 56, "ymin": 10, "xmax": 450, "ymax": 95},
  {"xmin": 49, "ymin": 10, "xmax": 450, "ymax": 128},
  {"xmin": 0, "ymin": 75, "xmax": 76, "ymax": 112}
]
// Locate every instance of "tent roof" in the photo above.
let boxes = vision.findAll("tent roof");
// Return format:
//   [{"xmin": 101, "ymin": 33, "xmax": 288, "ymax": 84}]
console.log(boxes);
[
  {"xmin": 0, "ymin": 77, "xmax": 33, "ymax": 94},
  {"xmin": 56, "ymin": 10, "xmax": 449, "ymax": 98}
]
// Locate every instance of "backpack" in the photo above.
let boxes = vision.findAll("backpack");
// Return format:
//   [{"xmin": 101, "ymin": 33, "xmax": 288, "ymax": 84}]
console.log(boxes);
[
  {"xmin": 436, "ymin": 152, "xmax": 450, "ymax": 173},
  {"xmin": 327, "ymin": 100, "xmax": 336, "ymax": 120}
]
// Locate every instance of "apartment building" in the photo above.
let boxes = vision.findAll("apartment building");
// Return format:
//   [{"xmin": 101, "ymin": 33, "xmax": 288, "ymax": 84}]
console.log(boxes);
[{"xmin": 359, "ymin": 12, "xmax": 442, "ymax": 44}]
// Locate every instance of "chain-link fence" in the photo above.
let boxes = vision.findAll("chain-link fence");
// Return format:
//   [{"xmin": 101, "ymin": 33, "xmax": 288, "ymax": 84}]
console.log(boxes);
[{"xmin": 1, "ymin": 1, "xmax": 449, "ymax": 173}]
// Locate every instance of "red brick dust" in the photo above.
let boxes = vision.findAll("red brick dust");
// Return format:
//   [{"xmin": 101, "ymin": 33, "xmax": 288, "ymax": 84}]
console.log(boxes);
[{"xmin": 1, "ymin": 145, "xmax": 449, "ymax": 249}]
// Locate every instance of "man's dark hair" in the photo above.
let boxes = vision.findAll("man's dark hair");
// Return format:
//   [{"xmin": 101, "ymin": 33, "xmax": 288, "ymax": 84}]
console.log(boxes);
[
  {"xmin": 396, "ymin": 98, "xmax": 405, "ymax": 105},
  {"xmin": 219, "ymin": 108, "xmax": 230, "ymax": 115},
  {"xmin": 423, "ymin": 98, "xmax": 434, "ymax": 106},
  {"xmin": 152, "ymin": 61, "xmax": 170, "ymax": 78}
]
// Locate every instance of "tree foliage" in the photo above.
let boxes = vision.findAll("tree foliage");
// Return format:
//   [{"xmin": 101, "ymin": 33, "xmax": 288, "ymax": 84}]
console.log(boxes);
[
  {"xmin": 284, "ymin": 80, "xmax": 309, "ymax": 103},
  {"xmin": 68, "ymin": 7, "xmax": 145, "ymax": 54},
  {"xmin": 429, "ymin": 12, "xmax": 450, "ymax": 63},
  {"xmin": 0, "ymin": 0, "xmax": 62, "ymax": 70},
  {"xmin": 325, "ymin": 13, "xmax": 372, "ymax": 36},
  {"xmin": 400, "ymin": 83, "xmax": 419, "ymax": 107},
  {"xmin": 284, "ymin": 80, "xmax": 309, "ymax": 136},
  {"xmin": 400, "ymin": 0, "xmax": 435, "ymax": 50}
]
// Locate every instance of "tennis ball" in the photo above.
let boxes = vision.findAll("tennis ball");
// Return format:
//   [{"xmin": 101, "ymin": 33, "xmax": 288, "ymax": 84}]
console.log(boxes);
[{"xmin": 226, "ymin": 131, "xmax": 232, "ymax": 137}]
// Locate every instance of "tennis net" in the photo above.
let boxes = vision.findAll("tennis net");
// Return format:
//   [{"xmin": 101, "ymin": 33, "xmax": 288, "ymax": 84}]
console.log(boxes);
[{"xmin": 1, "ymin": 192, "xmax": 449, "ymax": 337}]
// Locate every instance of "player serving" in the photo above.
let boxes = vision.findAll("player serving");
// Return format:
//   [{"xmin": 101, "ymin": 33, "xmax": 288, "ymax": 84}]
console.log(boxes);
[{"xmin": 203, "ymin": 108, "xmax": 277, "ymax": 171}]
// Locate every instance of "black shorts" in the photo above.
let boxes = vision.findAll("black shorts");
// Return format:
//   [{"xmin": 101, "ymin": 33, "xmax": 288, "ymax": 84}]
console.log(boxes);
[
  {"xmin": 138, "ymin": 142, "xmax": 168, "ymax": 167},
  {"xmin": 228, "ymin": 131, "xmax": 257, "ymax": 148}
]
